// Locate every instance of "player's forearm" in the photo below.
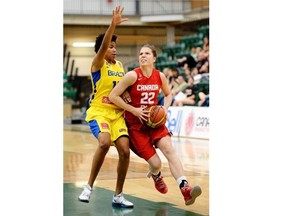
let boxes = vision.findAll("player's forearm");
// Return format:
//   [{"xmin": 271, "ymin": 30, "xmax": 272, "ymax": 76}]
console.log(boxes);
[
  {"xmin": 110, "ymin": 95, "xmax": 135, "ymax": 113},
  {"xmin": 163, "ymin": 93, "xmax": 172, "ymax": 110},
  {"xmin": 101, "ymin": 22, "xmax": 117, "ymax": 50}
]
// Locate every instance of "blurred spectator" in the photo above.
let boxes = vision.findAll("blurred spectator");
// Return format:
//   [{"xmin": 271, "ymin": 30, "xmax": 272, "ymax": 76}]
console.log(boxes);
[
  {"xmin": 171, "ymin": 67, "xmax": 179, "ymax": 80},
  {"xmin": 176, "ymin": 48, "xmax": 197, "ymax": 70},
  {"xmin": 196, "ymin": 54, "xmax": 208, "ymax": 72},
  {"xmin": 196, "ymin": 36, "xmax": 209, "ymax": 75},
  {"xmin": 192, "ymin": 47, "xmax": 202, "ymax": 61},
  {"xmin": 157, "ymin": 67, "xmax": 173, "ymax": 106},
  {"xmin": 191, "ymin": 67, "xmax": 202, "ymax": 85},
  {"xmin": 172, "ymin": 76, "xmax": 199, "ymax": 106},
  {"xmin": 162, "ymin": 67, "xmax": 174, "ymax": 89},
  {"xmin": 199, "ymin": 55, "xmax": 209, "ymax": 74},
  {"xmin": 202, "ymin": 36, "xmax": 209, "ymax": 51},
  {"xmin": 183, "ymin": 64, "xmax": 192, "ymax": 78},
  {"xmin": 198, "ymin": 92, "xmax": 209, "ymax": 107},
  {"xmin": 171, "ymin": 75, "xmax": 189, "ymax": 96}
]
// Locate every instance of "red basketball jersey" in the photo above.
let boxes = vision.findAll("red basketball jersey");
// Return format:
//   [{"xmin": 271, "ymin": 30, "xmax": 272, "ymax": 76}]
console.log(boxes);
[
  {"xmin": 128, "ymin": 67, "xmax": 162, "ymax": 108},
  {"xmin": 125, "ymin": 67, "xmax": 163, "ymax": 124}
]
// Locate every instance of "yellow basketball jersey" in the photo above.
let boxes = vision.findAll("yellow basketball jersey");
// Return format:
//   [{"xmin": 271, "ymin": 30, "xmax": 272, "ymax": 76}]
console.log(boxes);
[{"xmin": 88, "ymin": 59, "xmax": 125, "ymax": 110}]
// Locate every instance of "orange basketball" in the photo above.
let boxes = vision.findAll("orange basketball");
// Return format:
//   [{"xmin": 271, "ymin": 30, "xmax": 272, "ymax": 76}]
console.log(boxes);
[{"xmin": 146, "ymin": 105, "xmax": 167, "ymax": 128}]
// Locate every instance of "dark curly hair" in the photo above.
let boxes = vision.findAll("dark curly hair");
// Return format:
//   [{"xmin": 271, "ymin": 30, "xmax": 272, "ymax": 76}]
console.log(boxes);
[{"xmin": 94, "ymin": 33, "xmax": 117, "ymax": 53}]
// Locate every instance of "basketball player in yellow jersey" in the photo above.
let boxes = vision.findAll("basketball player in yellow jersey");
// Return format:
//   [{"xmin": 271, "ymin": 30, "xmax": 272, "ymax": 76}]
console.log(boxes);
[{"xmin": 78, "ymin": 6, "xmax": 134, "ymax": 208}]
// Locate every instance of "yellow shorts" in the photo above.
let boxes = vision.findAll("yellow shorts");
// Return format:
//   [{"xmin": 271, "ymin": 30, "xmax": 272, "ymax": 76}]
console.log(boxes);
[{"xmin": 85, "ymin": 106, "xmax": 128, "ymax": 143}]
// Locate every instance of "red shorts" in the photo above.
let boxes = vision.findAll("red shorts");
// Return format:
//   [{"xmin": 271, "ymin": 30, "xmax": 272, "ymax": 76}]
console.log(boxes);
[{"xmin": 126, "ymin": 121, "xmax": 172, "ymax": 161}]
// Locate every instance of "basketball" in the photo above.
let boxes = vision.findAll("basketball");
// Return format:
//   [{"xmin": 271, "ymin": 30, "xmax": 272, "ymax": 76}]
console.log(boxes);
[{"xmin": 145, "ymin": 105, "xmax": 167, "ymax": 128}]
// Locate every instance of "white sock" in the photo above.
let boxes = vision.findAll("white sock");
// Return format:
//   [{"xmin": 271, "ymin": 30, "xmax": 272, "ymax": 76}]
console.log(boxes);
[
  {"xmin": 176, "ymin": 176, "xmax": 188, "ymax": 186},
  {"xmin": 114, "ymin": 192, "xmax": 122, "ymax": 197},
  {"xmin": 86, "ymin": 184, "xmax": 92, "ymax": 190},
  {"xmin": 152, "ymin": 171, "xmax": 161, "ymax": 177}
]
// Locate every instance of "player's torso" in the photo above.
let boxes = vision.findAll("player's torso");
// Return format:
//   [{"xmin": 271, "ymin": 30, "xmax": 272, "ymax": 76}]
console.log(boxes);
[
  {"xmin": 129, "ymin": 68, "xmax": 162, "ymax": 109},
  {"xmin": 89, "ymin": 60, "xmax": 125, "ymax": 109}
]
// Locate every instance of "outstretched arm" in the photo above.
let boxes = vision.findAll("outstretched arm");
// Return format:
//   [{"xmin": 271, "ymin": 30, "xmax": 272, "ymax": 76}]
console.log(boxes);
[{"xmin": 91, "ymin": 6, "xmax": 128, "ymax": 71}]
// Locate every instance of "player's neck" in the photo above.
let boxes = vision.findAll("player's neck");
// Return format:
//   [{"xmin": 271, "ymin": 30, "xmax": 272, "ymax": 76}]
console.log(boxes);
[
  {"xmin": 106, "ymin": 59, "xmax": 116, "ymax": 64},
  {"xmin": 141, "ymin": 65, "xmax": 153, "ymax": 77}
]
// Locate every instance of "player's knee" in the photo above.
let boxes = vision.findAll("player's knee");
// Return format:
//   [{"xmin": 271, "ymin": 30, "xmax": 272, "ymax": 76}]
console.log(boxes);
[
  {"xmin": 154, "ymin": 161, "xmax": 162, "ymax": 171},
  {"xmin": 115, "ymin": 137, "xmax": 130, "ymax": 158},
  {"xmin": 118, "ymin": 146, "xmax": 130, "ymax": 159},
  {"xmin": 98, "ymin": 140, "xmax": 110, "ymax": 151},
  {"xmin": 98, "ymin": 133, "xmax": 111, "ymax": 150},
  {"xmin": 148, "ymin": 155, "xmax": 162, "ymax": 170}
]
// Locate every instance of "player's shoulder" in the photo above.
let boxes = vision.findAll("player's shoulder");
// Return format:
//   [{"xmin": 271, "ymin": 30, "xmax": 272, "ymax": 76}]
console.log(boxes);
[
  {"xmin": 158, "ymin": 70, "xmax": 166, "ymax": 78},
  {"xmin": 125, "ymin": 70, "xmax": 137, "ymax": 78}
]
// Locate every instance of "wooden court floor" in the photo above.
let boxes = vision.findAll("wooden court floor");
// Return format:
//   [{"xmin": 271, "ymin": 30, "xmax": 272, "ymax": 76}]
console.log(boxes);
[{"xmin": 64, "ymin": 124, "xmax": 209, "ymax": 216}]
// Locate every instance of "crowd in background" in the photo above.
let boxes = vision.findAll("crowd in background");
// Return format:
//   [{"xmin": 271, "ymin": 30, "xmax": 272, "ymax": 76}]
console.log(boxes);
[{"xmin": 158, "ymin": 36, "xmax": 209, "ymax": 107}]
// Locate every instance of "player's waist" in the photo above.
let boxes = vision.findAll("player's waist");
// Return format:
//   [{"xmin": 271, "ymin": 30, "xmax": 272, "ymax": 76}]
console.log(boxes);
[{"xmin": 90, "ymin": 96, "xmax": 121, "ymax": 108}]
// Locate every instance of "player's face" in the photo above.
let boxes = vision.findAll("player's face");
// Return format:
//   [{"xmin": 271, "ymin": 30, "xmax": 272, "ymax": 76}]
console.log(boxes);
[
  {"xmin": 139, "ymin": 47, "xmax": 156, "ymax": 66},
  {"xmin": 105, "ymin": 41, "xmax": 117, "ymax": 63}
]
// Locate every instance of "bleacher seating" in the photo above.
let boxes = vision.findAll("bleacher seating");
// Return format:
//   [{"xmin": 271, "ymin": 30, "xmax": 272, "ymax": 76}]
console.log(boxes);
[
  {"xmin": 63, "ymin": 72, "xmax": 77, "ymax": 100},
  {"xmin": 161, "ymin": 43, "xmax": 185, "ymax": 60},
  {"xmin": 155, "ymin": 60, "xmax": 178, "ymax": 71},
  {"xmin": 198, "ymin": 25, "xmax": 209, "ymax": 37},
  {"xmin": 175, "ymin": 50, "xmax": 191, "ymax": 59},
  {"xmin": 127, "ymin": 63, "xmax": 139, "ymax": 71},
  {"xmin": 156, "ymin": 53, "xmax": 169, "ymax": 63}
]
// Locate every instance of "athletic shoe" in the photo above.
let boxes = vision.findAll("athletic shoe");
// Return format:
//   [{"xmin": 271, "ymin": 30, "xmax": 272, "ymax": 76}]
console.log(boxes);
[
  {"xmin": 181, "ymin": 184, "xmax": 202, "ymax": 205},
  {"xmin": 78, "ymin": 184, "xmax": 92, "ymax": 203},
  {"xmin": 112, "ymin": 193, "xmax": 134, "ymax": 208},
  {"xmin": 112, "ymin": 207, "xmax": 134, "ymax": 216},
  {"xmin": 151, "ymin": 174, "xmax": 168, "ymax": 194}
]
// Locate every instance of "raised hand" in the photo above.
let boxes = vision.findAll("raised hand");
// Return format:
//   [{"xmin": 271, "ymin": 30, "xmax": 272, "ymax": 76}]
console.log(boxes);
[{"xmin": 112, "ymin": 6, "xmax": 128, "ymax": 26}]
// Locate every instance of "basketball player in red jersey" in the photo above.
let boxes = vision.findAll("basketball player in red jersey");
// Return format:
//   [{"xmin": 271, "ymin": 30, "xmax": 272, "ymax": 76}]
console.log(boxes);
[{"xmin": 109, "ymin": 44, "xmax": 202, "ymax": 205}]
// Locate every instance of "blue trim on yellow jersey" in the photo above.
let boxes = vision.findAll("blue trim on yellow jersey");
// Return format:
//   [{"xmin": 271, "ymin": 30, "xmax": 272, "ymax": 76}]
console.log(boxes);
[
  {"xmin": 91, "ymin": 70, "xmax": 101, "ymax": 84},
  {"xmin": 90, "ymin": 70, "xmax": 101, "ymax": 104},
  {"xmin": 89, "ymin": 120, "xmax": 100, "ymax": 138}
]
